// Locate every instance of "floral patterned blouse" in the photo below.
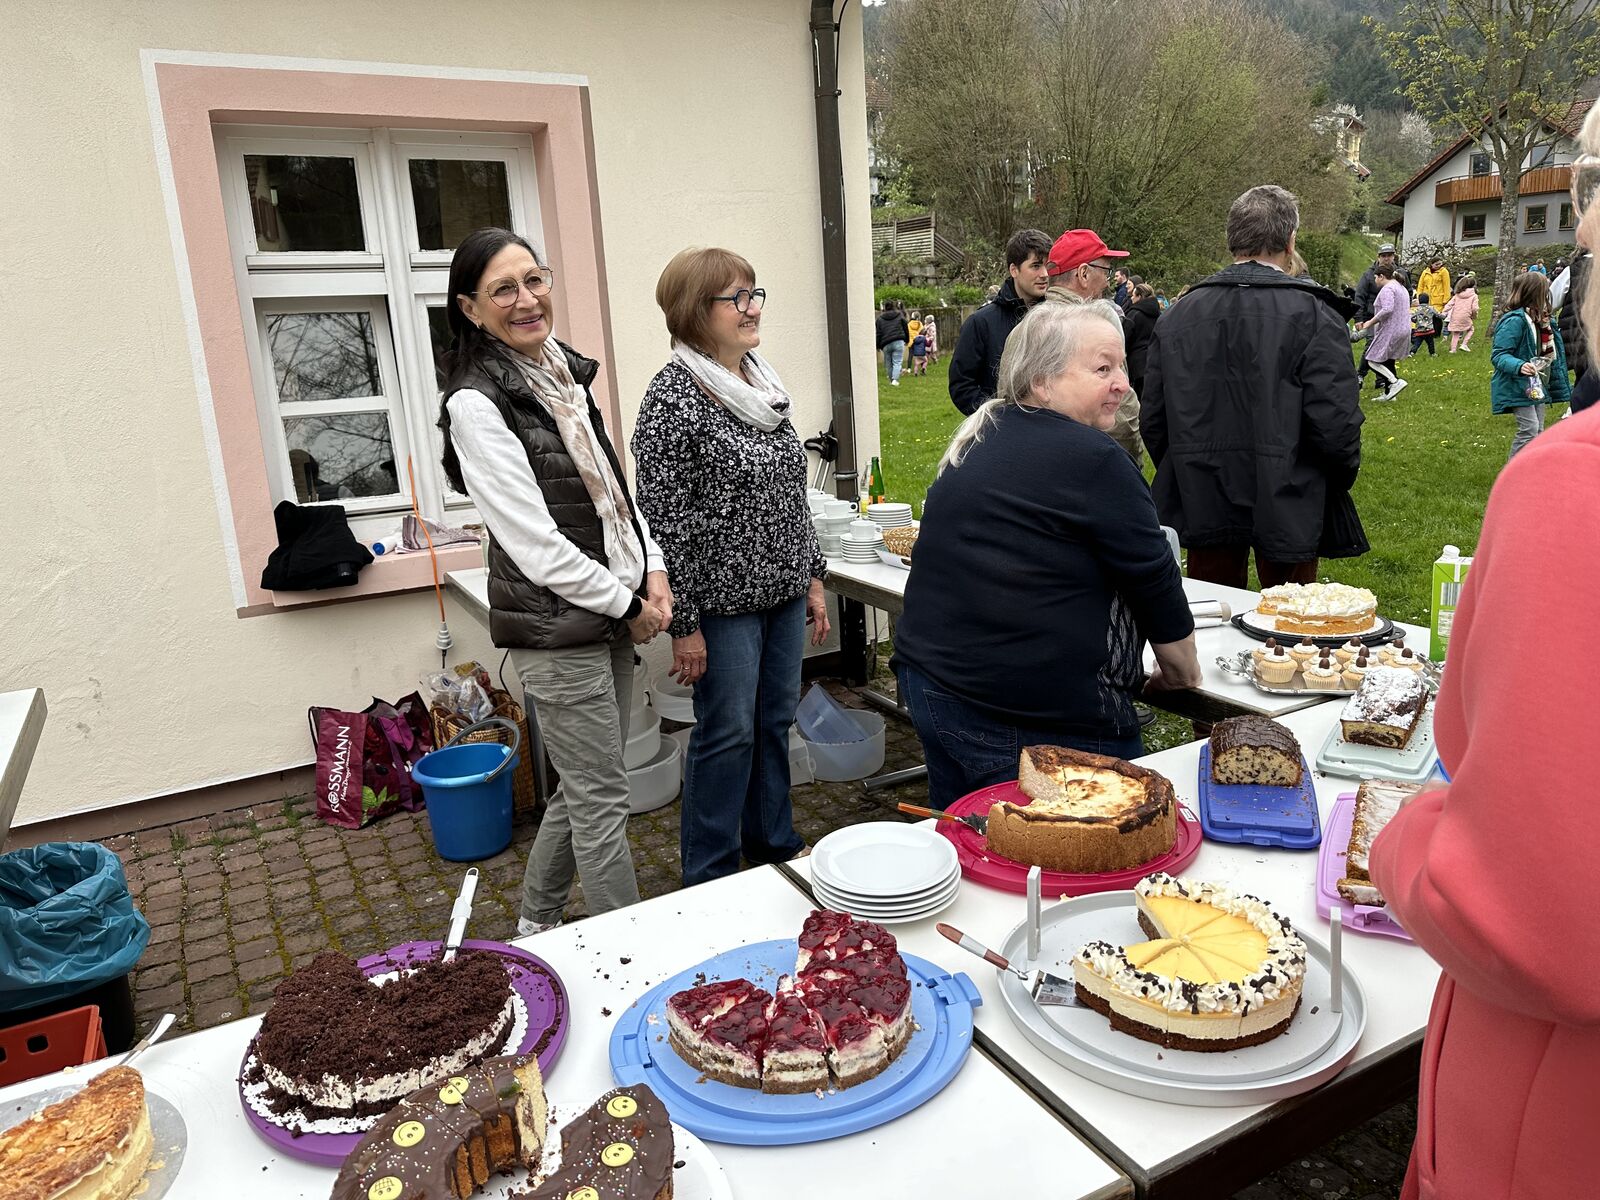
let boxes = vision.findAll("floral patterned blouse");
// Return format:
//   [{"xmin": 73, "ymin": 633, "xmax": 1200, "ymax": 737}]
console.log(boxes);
[{"xmin": 631, "ymin": 362, "xmax": 826, "ymax": 638}]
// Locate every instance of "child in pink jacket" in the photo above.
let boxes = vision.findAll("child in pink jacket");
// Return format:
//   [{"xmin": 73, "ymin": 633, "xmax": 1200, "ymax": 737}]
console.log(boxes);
[
  {"xmin": 1371, "ymin": 407, "xmax": 1600, "ymax": 1199},
  {"xmin": 1443, "ymin": 276, "xmax": 1479, "ymax": 352}
]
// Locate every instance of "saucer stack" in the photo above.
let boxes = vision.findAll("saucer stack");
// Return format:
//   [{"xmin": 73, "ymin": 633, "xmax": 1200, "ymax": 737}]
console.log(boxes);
[
  {"xmin": 866, "ymin": 502, "xmax": 914, "ymax": 530},
  {"xmin": 838, "ymin": 519, "xmax": 886, "ymax": 563},
  {"xmin": 810, "ymin": 823, "xmax": 961, "ymax": 924}
]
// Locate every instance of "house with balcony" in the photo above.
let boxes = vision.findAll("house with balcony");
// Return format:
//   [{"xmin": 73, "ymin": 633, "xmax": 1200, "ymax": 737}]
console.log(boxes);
[{"xmin": 1386, "ymin": 99, "xmax": 1593, "ymax": 249}]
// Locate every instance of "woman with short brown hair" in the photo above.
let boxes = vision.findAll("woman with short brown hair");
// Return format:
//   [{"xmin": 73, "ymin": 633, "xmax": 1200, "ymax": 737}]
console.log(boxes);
[{"xmin": 631, "ymin": 247, "xmax": 829, "ymax": 886}]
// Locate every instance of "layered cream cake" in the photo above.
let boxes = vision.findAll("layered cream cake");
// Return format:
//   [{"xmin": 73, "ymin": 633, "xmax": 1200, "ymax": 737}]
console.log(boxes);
[
  {"xmin": 1208, "ymin": 716, "xmax": 1303, "ymax": 786},
  {"xmin": 1339, "ymin": 668, "xmax": 1429, "ymax": 749},
  {"xmin": 988, "ymin": 747, "xmax": 1176, "ymax": 873},
  {"xmin": 1337, "ymin": 778, "xmax": 1421, "ymax": 906},
  {"xmin": 666, "ymin": 910, "xmax": 912, "ymax": 1092},
  {"xmin": 0, "ymin": 1066, "xmax": 152, "ymax": 1200},
  {"xmin": 1260, "ymin": 582, "xmax": 1377, "ymax": 637},
  {"xmin": 1072, "ymin": 874, "xmax": 1309, "ymax": 1051}
]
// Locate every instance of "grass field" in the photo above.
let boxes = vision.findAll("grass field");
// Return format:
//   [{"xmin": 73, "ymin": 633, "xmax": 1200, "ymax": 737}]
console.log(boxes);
[{"xmin": 875, "ymin": 299, "xmax": 1552, "ymax": 627}]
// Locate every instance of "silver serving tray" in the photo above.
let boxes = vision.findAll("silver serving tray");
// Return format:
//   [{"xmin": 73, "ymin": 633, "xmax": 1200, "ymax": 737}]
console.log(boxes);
[
  {"xmin": 1216, "ymin": 650, "xmax": 1441, "ymax": 697},
  {"xmin": 994, "ymin": 890, "xmax": 1368, "ymax": 1106},
  {"xmin": 3, "ymin": 1082, "xmax": 188, "ymax": 1197}
]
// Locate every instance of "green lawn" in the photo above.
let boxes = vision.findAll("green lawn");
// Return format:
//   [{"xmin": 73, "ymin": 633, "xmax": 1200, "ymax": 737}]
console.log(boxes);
[{"xmin": 876, "ymin": 301, "xmax": 1549, "ymax": 627}]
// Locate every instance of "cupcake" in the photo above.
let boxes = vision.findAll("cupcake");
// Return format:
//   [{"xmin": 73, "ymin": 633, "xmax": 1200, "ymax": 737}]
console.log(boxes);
[
  {"xmin": 1288, "ymin": 637, "xmax": 1321, "ymax": 667},
  {"xmin": 1389, "ymin": 646, "xmax": 1426, "ymax": 672},
  {"xmin": 1377, "ymin": 634, "xmax": 1408, "ymax": 667},
  {"xmin": 1341, "ymin": 652, "xmax": 1371, "ymax": 689},
  {"xmin": 1256, "ymin": 641, "xmax": 1297, "ymax": 684},
  {"xmin": 1302, "ymin": 653, "xmax": 1343, "ymax": 689},
  {"xmin": 1333, "ymin": 638, "xmax": 1366, "ymax": 666},
  {"xmin": 1251, "ymin": 637, "xmax": 1280, "ymax": 669}
]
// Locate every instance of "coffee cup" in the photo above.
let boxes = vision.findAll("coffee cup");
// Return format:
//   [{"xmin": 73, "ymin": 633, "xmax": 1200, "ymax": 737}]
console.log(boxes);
[{"xmin": 824, "ymin": 499, "xmax": 854, "ymax": 519}]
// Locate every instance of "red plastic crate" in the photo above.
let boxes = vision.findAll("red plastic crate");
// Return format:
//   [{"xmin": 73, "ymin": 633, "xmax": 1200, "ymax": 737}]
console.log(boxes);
[{"xmin": 0, "ymin": 1005, "xmax": 106, "ymax": 1086}]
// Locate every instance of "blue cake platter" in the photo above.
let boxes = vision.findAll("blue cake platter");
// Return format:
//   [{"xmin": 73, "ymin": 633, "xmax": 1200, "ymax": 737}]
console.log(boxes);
[
  {"xmin": 1196, "ymin": 744, "xmax": 1323, "ymax": 849},
  {"xmin": 609, "ymin": 939, "xmax": 979, "ymax": 1145}
]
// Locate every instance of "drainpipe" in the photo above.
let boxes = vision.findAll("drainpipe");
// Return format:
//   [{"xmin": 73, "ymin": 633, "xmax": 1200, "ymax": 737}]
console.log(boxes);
[{"xmin": 809, "ymin": 0, "xmax": 859, "ymax": 504}]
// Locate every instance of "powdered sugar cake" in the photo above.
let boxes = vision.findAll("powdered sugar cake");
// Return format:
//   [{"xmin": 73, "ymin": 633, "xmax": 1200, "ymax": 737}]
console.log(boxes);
[
  {"xmin": 1337, "ymin": 779, "xmax": 1421, "ymax": 906},
  {"xmin": 1339, "ymin": 668, "xmax": 1429, "ymax": 750}
]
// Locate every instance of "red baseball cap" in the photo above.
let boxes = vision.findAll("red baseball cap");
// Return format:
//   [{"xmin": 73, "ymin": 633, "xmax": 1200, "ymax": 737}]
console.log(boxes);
[{"xmin": 1047, "ymin": 229, "xmax": 1130, "ymax": 276}]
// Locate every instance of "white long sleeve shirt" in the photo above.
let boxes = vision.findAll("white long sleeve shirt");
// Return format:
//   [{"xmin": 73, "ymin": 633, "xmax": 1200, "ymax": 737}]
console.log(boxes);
[{"xmin": 446, "ymin": 389, "xmax": 665, "ymax": 620}]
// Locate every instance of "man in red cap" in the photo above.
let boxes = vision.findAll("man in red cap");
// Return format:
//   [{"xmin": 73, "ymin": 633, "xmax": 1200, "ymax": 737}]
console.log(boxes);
[
  {"xmin": 1040, "ymin": 229, "xmax": 1144, "ymax": 464},
  {"xmin": 947, "ymin": 229, "xmax": 1052, "ymax": 415}
]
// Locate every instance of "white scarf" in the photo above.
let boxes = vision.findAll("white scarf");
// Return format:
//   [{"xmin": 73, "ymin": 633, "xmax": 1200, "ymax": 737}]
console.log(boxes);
[
  {"xmin": 671, "ymin": 340, "xmax": 793, "ymax": 433},
  {"xmin": 499, "ymin": 342, "xmax": 646, "ymax": 589}
]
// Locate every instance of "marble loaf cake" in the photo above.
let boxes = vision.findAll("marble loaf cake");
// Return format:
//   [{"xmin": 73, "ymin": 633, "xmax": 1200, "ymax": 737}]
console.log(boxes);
[
  {"xmin": 1208, "ymin": 717, "xmax": 1303, "ymax": 786},
  {"xmin": 1339, "ymin": 668, "xmax": 1429, "ymax": 749}
]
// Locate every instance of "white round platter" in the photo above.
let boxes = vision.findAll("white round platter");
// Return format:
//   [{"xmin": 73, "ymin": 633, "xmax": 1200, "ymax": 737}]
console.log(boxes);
[{"xmin": 811, "ymin": 823, "xmax": 960, "ymax": 898}]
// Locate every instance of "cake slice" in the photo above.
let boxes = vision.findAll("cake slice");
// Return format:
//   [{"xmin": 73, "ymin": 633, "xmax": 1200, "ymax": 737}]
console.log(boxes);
[
  {"xmin": 760, "ymin": 977, "xmax": 830, "ymax": 1094},
  {"xmin": 665, "ymin": 978, "xmax": 771, "ymax": 1088},
  {"xmin": 795, "ymin": 909, "xmax": 897, "ymax": 973},
  {"xmin": 1339, "ymin": 668, "xmax": 1429, "ymax": 749},
  {"xmin": 0, "ymin": 1066, "xmax": 152, "ymax": 1200},
  {"xmin": 793, "ymin": 963, "xmax": 913, "ymax": 1088},
  {"xmin": 1208, "ymin": 716, "xmax": 1303, "ymax": 786},
  {"xmin": 1337, "ymin": 778, "xmax": 1421, "ymax": 906}
]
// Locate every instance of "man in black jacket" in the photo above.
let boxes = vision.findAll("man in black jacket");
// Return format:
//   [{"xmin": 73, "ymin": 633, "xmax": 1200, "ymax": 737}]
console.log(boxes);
[
  {"xmin": 1143, "ymin": 185, "xmax": 1365, "ymax": 591},
  {"xmin": 875, "ymin": 300, "xmax": 911, "ymax": 386},
  {"xmin": 948, "ymin": 228, "xmax": 1051, "ymax": 415}
]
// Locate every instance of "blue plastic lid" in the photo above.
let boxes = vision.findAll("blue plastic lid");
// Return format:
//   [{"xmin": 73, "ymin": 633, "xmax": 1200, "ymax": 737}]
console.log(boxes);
[{"xmin": 1196, "ymin": 744, "xmax": 1323, "ymax": 850}]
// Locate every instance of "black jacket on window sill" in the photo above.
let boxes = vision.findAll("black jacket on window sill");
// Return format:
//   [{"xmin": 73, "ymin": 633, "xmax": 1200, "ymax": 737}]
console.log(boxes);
[{"xmin": 260, "ymin": 501, "xmax": 374, "ymax": 591}]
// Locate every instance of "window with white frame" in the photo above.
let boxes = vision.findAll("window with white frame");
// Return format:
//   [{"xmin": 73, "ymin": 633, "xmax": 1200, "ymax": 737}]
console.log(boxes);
[{"xmin": 215, "ymin": 124, "xmax": 543, "ymax": 536}]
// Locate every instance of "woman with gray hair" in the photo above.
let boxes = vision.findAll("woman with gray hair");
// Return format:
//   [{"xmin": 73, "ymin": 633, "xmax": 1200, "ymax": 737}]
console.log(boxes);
[{"xmin": 890, "ymin": 301, "xmax": 1201, "ymax": 808}]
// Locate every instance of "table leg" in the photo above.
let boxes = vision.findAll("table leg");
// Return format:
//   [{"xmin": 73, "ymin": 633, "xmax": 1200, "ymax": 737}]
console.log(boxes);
[{"xmin": 837, "ymin": 596, "xmax": 869, "ymax": 685}]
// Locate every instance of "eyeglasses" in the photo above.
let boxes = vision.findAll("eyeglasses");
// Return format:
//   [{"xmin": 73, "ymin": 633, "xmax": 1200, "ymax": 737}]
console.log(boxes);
[
  {"xmin": 1572, "ymin": 155, "xmax": 1600, "ymax": 221},
  {"xmin": 1082, "ymin": 262, "xmax": 1115, "ymax": 276},
  {"xmin": 478, "ymin": 268, "xmax": 555, "ymax": 308},
  {"xmin": 711, "ymin": 287, "xmax": 767, "ymax": 313}
]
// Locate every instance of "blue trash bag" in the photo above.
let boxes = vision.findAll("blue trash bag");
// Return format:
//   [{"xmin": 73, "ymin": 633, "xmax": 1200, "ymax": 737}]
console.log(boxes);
[{"xmin": 0, "ymin": 842, "xmax": 150, "ymax": 1012}]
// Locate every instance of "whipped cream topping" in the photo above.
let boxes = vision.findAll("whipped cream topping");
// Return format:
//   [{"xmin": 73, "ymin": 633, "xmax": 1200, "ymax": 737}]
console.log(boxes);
[{"xmin": 1269, "ymin": 582, "xmax": 1377, "ymax": 620}]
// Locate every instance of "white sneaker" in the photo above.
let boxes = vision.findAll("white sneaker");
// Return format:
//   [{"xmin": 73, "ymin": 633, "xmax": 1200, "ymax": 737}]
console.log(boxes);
[
  {"xmin": 1385, "ymin": 378, "xmax": 1409, "ymax": 400},
  {"xmin": 891, "ymin": 379, "xmax": 900, "ymax": 386},
  {"xmin": 518, "ymin": 917, "xmax": 558, "ymax": 937}
]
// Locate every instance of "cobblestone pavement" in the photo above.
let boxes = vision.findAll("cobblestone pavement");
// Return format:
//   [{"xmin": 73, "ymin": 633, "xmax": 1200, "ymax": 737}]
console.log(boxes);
[{"xmin": 102, "ymin": 684, "xmax": 1412, "ymax": 1199}]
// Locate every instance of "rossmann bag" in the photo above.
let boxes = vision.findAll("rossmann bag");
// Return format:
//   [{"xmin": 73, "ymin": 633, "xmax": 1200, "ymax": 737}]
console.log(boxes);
[{"xmin": 308, "ymin": 693, "xmax": 434, "ymax": 829}]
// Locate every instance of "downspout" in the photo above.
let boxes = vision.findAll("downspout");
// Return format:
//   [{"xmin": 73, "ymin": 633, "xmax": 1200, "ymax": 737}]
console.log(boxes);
[{"xmin": 809, "ymin": 0, "xmax": 859, "ymax": 504}]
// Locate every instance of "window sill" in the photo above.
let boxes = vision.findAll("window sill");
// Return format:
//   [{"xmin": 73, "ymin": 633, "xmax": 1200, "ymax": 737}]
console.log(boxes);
[{"xmin": 241, "ymin": 544, "xmax": 483, "ymax": 616}]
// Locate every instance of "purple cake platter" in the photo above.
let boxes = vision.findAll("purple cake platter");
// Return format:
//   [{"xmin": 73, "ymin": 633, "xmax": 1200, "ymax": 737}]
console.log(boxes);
[{"xmin": 238, "ymin": 938, "xmax": 569, "ymax": 1167}]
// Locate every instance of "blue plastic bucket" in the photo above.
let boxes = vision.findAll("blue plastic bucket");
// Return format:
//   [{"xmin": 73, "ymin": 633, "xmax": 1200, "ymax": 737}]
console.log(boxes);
[{"xmin": 412, "ymin": 718, "xmax": 521, "ymax": 861}]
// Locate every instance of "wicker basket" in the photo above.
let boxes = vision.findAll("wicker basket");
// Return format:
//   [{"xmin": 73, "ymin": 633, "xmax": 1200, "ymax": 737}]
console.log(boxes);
[
  {"xmin": 881, "ymin": 525, "xmax": 919, "ymax": 558},
  {"xmin": 431, "ymin": 688, "xmax": 540, "ymax": 816}
]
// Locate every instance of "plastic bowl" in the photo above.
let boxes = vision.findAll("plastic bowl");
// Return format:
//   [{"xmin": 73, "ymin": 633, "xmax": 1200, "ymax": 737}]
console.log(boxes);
[
  {"xmin": 801, "ymin": 709, "xmax": 887, "ymax": 781},
  {"xmin": 627, "ymin": 735, "xmax": 682, "ymax": 814}
]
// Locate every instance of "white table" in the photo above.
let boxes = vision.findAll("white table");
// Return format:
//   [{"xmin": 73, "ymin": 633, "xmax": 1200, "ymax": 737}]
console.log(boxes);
[
  {"xmin": 785, "ymin": 701, "xmax": 1441, "ymax": 1199},
  {"xmin": 0, "ymin": 689, "xmax": 46, "ymax": 845},
  {"xmin": 0, "ymin": 867, "xmax": 1130, "ymax": 1200}
]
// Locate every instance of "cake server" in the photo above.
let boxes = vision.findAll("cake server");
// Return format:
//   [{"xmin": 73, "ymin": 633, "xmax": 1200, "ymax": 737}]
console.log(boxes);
[
  {"xmin": 115, "ymin": 1012, "xmax": 175, "ymax": 1068},
  {"xmin": 441, "ymin": 867, "xmax": 480, "ymax": 962},
  {"xmin": 937, "ymin": 923, "xmax": 1081, "ymax": 1008},
  {"xmin": 898, "ymin": 802, "xmax": 986, "ymax": 835}
]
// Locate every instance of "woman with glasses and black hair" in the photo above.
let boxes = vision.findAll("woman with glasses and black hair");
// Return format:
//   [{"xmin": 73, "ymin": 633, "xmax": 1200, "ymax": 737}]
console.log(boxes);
[
  {"xmin": 437, "ymin": 226, "xmax": 672, "ymax": 936},
  {"xmin": 631, "ymin": 247, "xmax": 829, "ymax": 887}
]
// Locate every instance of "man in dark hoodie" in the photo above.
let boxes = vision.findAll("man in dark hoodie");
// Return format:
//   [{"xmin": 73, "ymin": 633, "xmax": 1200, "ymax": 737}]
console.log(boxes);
[
  {"xmin": 947, "ymin": 228, "xmax": 1051, "ymax": 415},
  {"xmin": 1142, "ymin": 185, "xmax": 1365, "ymax": 590},
  {"xmin": 875, "ymin": 299, "xmax": 911, "ymax": 386}
]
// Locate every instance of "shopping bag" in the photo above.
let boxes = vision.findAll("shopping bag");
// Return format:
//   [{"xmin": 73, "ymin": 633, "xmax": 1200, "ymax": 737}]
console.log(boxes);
[
  {"xmin": 365, "ymin": 691, "xmax": 435, "ymax": 813},
  {"xmin": 307, "ymin": 705, "xmax": 407, "ymax": 829}
]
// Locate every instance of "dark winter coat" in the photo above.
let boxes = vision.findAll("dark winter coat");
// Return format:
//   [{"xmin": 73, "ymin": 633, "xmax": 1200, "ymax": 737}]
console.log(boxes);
[
  {"xmin": 441, "ymin": 340, "xmax": 645, "ymax": 650},
  {"xmin": 947, "ymin": 278, "xmax": 1030, "ymax": 415},
  {"xmin": 1557, "ymin": 253, "xmax": 1590, "ymax": 380},
  {"xmin": 1490, "ymin": 308, "xmax": 1571, "ymax": 414},
  {"xmin": 1121, "ymin": 296, "xmax": 1162, "ymax": 389},
  {"xmin": 260, "ymin": 502, "xmax": 373, "ymax": 591},
  {"xmin": 875, "ymin": 309, "xmax": 909, "ymax": 349},
  {"xmin": 1142, "ymin": 262, "xmax": 1366, "ymax": 563}
]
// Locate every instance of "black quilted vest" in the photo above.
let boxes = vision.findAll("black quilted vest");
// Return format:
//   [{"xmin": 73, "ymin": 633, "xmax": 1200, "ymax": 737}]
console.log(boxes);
[{"xmin": 449, "ymin": 342, "xmax": 644, "ymax": 650}]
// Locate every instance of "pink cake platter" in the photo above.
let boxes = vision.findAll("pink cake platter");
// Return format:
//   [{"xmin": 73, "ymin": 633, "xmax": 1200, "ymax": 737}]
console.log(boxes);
[
  {"xmin": 1315, "ymin": 793, "xmax": 1414, "ymax": 942},
  {"xmin": 937, "ymin": 782, "xmax": 1201, "ymax": 895}
]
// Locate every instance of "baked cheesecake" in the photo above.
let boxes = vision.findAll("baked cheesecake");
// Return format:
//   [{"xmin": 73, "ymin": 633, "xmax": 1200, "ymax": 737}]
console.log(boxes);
[
  {"xmin": 0, "ymin": 1066, "xmax": 152, "ymax": 1200},
  {"xmin": 1208, "ymin": 716, "xmax": 1303, "ymax": 787},
  {"xmin": 988, "ymin": 746, "xmax": 1176, "ymax": 873},
  {"xmin": 1337, "ymin": 778, "xmax": 1421, "ymax": 906},
  {"xmin": 1339, "ymin": 668, "xmax": 1428, "ymax": 750},
  {"xmin": 1072, "ymin": 874, "xmax": 1309, "ymax": 1051}
]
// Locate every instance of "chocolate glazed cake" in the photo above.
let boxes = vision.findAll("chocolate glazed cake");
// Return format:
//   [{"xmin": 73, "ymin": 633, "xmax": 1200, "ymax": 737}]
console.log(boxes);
[
  {"xmin": 1208, "ymin": 717, "xmax": 1304, "ymax": 787},
  {"xmin": 514, "ymin": 1086, "xmax": 674, "ymax": 1200}
]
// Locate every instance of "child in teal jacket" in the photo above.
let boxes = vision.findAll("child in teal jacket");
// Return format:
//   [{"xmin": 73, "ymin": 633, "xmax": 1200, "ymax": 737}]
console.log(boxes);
[{"xmin": 1491, "ymin": 272, "xmax": 1570, "ymax": 458}]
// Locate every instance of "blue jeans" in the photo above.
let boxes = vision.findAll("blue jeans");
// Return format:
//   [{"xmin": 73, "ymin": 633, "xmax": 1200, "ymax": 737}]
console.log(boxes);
[
  {"xmin": 884, "ymin": 340, "xmax": 906, "ymax": 382},
  {"xmin": 681, "ymin": 595, "xmax": 807, "ymax": 886},
  {"xmin": 896, "ymin": 662, "xmax": 1145, "ymax": 809}
]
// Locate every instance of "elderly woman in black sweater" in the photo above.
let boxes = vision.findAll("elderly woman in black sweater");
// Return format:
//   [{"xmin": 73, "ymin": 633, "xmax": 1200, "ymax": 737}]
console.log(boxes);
[
  {"xmin": 632, "ymin": 247, "xmax": 829, "ymax": 886},
  {"xmin": 892, "ymin": 300, "xmax": 1202, "ymax": 809}
]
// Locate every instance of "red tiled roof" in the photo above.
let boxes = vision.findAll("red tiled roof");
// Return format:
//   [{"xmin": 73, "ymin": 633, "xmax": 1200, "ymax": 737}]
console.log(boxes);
[
  {"xmin": 1384, "ymin": 98, "xmax": 1596, "ymax": 206},
  {"xmin": 865, "ymin": 75, "xmax": 889, "ymax": 111}
]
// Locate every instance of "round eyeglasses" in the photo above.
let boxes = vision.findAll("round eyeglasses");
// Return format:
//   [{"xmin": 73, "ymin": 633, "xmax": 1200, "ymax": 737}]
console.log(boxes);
[
  {"xmin": 479, "ymin": 268, "xmax": 555, "ymax": 308},
  {"xmin": 711, "ymin": 287, "xmax": 767, "ymax": 313}
]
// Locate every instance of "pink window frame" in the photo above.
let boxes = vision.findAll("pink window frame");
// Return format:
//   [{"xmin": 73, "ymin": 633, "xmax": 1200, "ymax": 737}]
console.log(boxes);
[{"xmin": 149, "ymin": 59, "xmax": 619, "ymax": 613}]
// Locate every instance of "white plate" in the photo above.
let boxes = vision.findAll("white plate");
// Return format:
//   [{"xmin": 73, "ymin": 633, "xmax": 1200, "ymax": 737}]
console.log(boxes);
[
  {"xmin": 813, "ymin": 873, "xmax": 960, "ymax": 916},
  {"xmin": 811, "ymin": 879, "xmax": 960, "ymax": 925},
  {"xmin": 811, "ymin": 822, "xmax": 959, "ymax": 898},
  {"xmin": 812, "ymin": 862, "xmax": 960, "ymax": 906},
  {"xmin": 1240, "ymin": 609, "xmax": 1383, "ymax": 637},
  {"xmin": 525, "ymin": 1102, "xmax": 729, "ymax": 1200}
]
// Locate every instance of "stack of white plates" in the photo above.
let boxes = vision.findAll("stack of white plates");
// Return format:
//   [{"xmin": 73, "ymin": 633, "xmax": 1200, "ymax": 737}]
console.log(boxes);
[
  {"xmin": 809, "ymin": 823, "xmax": 961, "ymax": 924},
  {"xmin": 838, "ymin": 532, "xmax": 885, "ymax": 563},
  {"xmin": 866, "ymin": 502, "xmax": 914, "ymax": 529}
]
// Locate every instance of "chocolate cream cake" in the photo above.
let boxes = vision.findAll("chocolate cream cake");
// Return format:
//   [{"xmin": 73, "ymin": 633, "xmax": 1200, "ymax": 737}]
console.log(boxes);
[
  {"xmin": 1339, "ymin": 667, "xmax": 1429, "ymax": 749},
  {"xmin": 989, "ymin": 746, "xmax": 1176, "ymax": 873},
  {"xmin": 253, "ymin": 949, "xmax": 515, "ymax": 1119},
  {"xmin": 666, "ymin": 910, "xmax": 913, "ymax": 1093},
  {"xmin": 1337, "ymin": 779, "xmax": 1421, "ymax": 906},
  {"xmin": 0, "ymin": 1066, "xmax": 152, "ymax": 1200},
  {"xmin": 1072, "ymin": 874, "xmax": 1308, "ymax": 1051},
  {"xmin": 1208, "ymin": 716, "xmax": 1303, "ymax": 787}
]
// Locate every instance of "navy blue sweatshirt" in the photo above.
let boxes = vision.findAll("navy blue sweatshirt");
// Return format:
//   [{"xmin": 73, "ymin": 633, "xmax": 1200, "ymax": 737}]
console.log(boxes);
[{"xmin": 893, "ymin": 404, "xmax": 1193, "ymax": 736}]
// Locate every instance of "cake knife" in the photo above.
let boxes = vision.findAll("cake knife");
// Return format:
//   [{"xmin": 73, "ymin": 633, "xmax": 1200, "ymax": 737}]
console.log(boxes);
[
  {"xmin": 937, "ymin": 923, "xmax": 1081, "ymax": 1008},
  {"xmin": 897, "ymin": 802, "xmax": 986, "ymax": 835},
  {"xmin": 115, "ymin": 1012, "xmax": 175, "ymax": 1068},
  {"xmin": 441, "ymin": 867, "xmax": 479, "ymax": 963}
]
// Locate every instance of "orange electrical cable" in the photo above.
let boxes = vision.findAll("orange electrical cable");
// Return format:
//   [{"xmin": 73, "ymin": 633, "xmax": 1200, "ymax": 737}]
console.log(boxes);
[{"xmin": 406, "ymin": 455, "xmax": 447, "ymax": 623}]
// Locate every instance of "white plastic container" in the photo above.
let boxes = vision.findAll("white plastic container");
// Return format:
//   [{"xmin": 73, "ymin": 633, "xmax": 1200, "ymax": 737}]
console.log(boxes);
[
  {"xmin": 623, "ymin": 709, "xmax": 662, "ymax": 771},
  {"xmin": 627, "ymin": 735, "xmax": 681, "ymax": 814},
  {"xmin": 789, "ymin": 725, "xmax": 815, "ymax": 786},
  {"xmin": 801, "ymin": 709, "xmax": 886, "ymax": 781},
  {"xmin": 649, "ymin": 664, "xmax": 697, "ymax": 723}
]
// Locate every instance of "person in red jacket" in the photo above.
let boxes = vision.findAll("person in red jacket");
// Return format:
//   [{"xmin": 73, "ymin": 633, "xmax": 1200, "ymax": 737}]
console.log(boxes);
[{"xmin": 1369, "ymin": 368, "xmax": 1600, "ymax": 1190}]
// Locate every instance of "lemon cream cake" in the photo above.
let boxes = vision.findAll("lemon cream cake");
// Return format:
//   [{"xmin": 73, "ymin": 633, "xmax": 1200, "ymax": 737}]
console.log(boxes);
[
  {"xmin": 1072, "ymin": 873, "xmax": 1309, "ymax": 1050},
  {"xmin": 1260, "ymin": 582, "xmax": 1377, "ymax": 637},
  {"xmin": 988, "ymin": 746, "xmax": 1176, "ymax": 873},
  {"xmin": 0, "ymin": 1066, "xmax": 152, "ymax": 1200}
]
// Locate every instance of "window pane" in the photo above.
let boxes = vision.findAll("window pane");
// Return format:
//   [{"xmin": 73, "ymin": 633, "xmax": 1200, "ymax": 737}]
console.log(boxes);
[
  {"xmin": 1562, "ymin": 203, "xmax": 1576, "ymax": 229},
  {"xmin": 1526, "ymin": 206, "xmax": 1547, "ymax": 232},
  {"xmin": 285, "ymin": 413, "xmax": 398, "ymax": 502},
  {"xmin": 244, "ymin": 154, "xmax": 365, "ymax": 251},
  {"xmin": 409, "ymin": 159, "xmax": 511, "ymax": 250},
  {"xmin": 267, "ymin": 311, "xmax": 382, "ymax": 403},
  {"xmin": 427, "ymin": 306, "xmax": 453, "ymax": 389}
]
